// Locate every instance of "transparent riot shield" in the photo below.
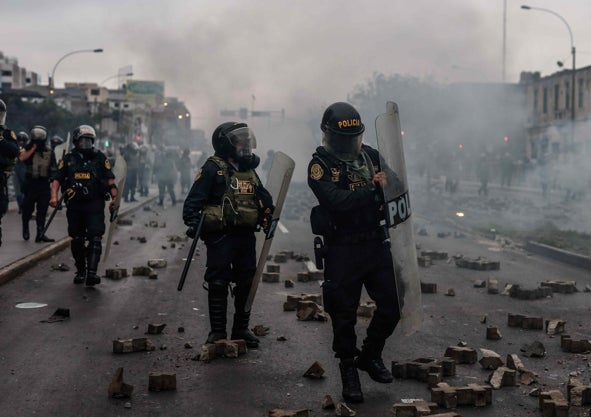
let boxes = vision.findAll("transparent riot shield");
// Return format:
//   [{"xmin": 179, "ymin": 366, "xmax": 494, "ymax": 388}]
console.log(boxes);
[
  {"xmin": 375, "ymin": 101, "xmax": 422, "ymax": 334},
  {"xmin": 244, "ymin": 151, "xmax": 295, "ymax": 312},
  {"xmin": 103, "ymin": 151, "xmax": 127, "ymax": 262},
  {"xmin": 53, "ymin": 132, "xmax": 71, "ymax": 164}
]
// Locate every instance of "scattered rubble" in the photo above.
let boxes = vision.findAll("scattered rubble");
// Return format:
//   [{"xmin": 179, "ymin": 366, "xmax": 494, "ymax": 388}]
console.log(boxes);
[
  {"xmin": 296, "ymin": 300, "xmax": 328, "ymax": 321},
  {"xmin": 431, "ymin": 383, "xmax": 492, "ymax": 407},
  {"xmin": 198, "ymin": 339, "xmax": 248, "ymax": 362},
  {"xmin": 356, "ymin": 301, "xmax": 376, "ymax": 318},
  {"xmin": 108, "ymin": 368, "xmax": 133, "ymax": 398},
  {"xmin": 421, "ymin": 250, "xmax": 448, "ymax": 260},
  {"xmin": 303, "ymin": 361, "xmax": 324, "ymax": 379},
  {"xmin": 148, "ymin": 372, "xmax": 176, "ymax": 391},
  {"xmin": 283, "ymin": 294, "xmax": 322, "ymax": 311},
  {"xmin": 335, "ymin": 402, "xmax": 356, "ymax": 416},
  {"xmin": 445, "ymin": 289, "xmax": 455, "ymax": 297},
  {"xmin": 267, "ymin": 264, "xmax": 280, "ymax": 273},
  {"xmin": 391, "ymin": 399, "xmax": 438, "ymax": 416},
  {"xmin": 487, "ymin": 277, "xmax": 499, "ymax": 294},
  {"xmin": 507, "ymin": 314, "xmax": 543, "ymax": 330},
  {"xmin": 262, "ymin": 272, "xmax": 280, "ymax": 283},
  {"xmin": 545, "ymin": 319, "xmax": 567, "ymax": 335},
  {"xmin": 539, "ymin": 390, "xmax": 568, "ymax": 417},
  {"xmin": 147, "ymin": 259, "xmax": 167, "ymax": 268},
  {"xmin": 147, "ymin": 323, "xmax": 166, "ymax": 335},
  {"xmin": 561, "ymin": 335, "xmax": 591, "ymax": 353},
  {"xmin": 567, "ymin": 377, "xmax": 591, "ymax": 406},
  {"xmin": 50, "ymin": 263, "xmax": 70, "ymax": 271},
  {"xmin": 268, "ymin": 409, "xmax": 309, "ymax": 417},
  {"xmin": 444, "ymin": 345, "xmax": 477, "ymax": 364},
  {"xmin": 392, "ymin": 357, "xmax": 456, "ymax": 386},
  {"xmin": 284, "ymin": 279, "xmax": 294, "ymax": 288},
  {"xmin": 252, "ymin": 325, "xmax": 269, "ymax": 336},
  {"xmin": 105, "ymin": 268, "xmax": 128, "ymax": 280},
  {"xmin": 509, "ymin": 284, "xmax": 553, "ymax": 300},
  {"xmin": 420, "ymin": 282, "xmax": 437, "ymax": 294},
  {"xmin": 520, "ymin": 341, "xmax": 546, "ymax": 358},
  {"xmin": 487, "ymin": 366, "xmax": 516, "ymax": 389},
  {"xmin": 117, "ymin": 218, "xmax": 133, "ymax": 226},
  {"xmin": 455, "ymin": 256, "xmax": 500, "ymax": 271},
  {"xmin": 321, "ymin": 395, "xmax": 335, "ymax": 410},
  {"xmin": 540, "ymin": 280, "xmax": 578, "ymax": 294},
  {"xmin": 132, "ymin": 266, "xmax": 157, "ymax": 279},
  {"xmin": 479, "ymin": 348, "xmax": 504, "ymax": 370},
  {"xmin": 486, "ymin": 326, "xmax": 502, "ymax": 340},
  {"xmin": 113, "ymin": 338, "xmax": 155, "ymax": 353}
]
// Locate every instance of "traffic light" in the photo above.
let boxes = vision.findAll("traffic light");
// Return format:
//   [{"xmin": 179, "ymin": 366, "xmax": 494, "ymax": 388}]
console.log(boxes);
[{"xmin": 104, "ymin": 139, "xmax": 110, "ymax": 148}]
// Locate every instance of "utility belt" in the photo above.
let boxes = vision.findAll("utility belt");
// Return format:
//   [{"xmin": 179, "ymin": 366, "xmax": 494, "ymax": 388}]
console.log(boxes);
[{"xmin": 325, "ymin": 228, "xmax": 382, "ymax": 245}]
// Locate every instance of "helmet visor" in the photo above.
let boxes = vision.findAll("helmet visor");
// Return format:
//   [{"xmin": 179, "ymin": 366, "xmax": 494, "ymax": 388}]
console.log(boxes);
[
  {"xmin": 227, "ymin": 126, "xmax": 257, "ymax": 158},
  {"xmin": 323, "ymin": 132, "xmax": 363, "ymax": 161},
  {"xmin": 77, "ymin": 137, "xmax": 93, "ymax": 150}
]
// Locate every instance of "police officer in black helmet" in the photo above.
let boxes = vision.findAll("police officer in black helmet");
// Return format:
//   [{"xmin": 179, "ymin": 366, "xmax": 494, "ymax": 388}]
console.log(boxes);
[
  {"xmin": 0, "ymin": 99, "xmax": 20, "ymax": 245},
  {"xmin": 183, "ymin": 122, "xmax": 274, "ymax": 348},
  {"xmin": 50, "ymin": 125, "xmax": 118, "ymax": 286},
  {"xmin": 19, "ymin": 125, "xmax": 57, "ymax": 242},
  {"xmin": 308, "ymin": 102, "xmax": 402, "ymax": 403}
]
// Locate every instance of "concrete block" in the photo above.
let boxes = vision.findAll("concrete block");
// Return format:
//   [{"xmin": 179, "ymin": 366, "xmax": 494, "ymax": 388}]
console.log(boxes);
[
  {"xmin": 303, "ymin": 361, "xmax": 325, "ymax": 379},
  {"xmin": 479, "ymin": 348, "xmax": 504, "ymax": 370},
  {"xmin": 507, "ymin": 314, "xmax": 543, "ymax": 330},
  {"xmin": 417, "ymin": 256, "xmax": 431, "ymax": 267},
  {"xmin": 486, "ymin": 326, "xmax": 502, "ymax": 340},
  {"xmin": 132, "ymin": 266, "xmax": 154, "ymax": 276},
  {"xmin": 487, "ymin": 277, "xmax": 499, "ymax": 294},
  {"xmin": 560, "ymin": 335, "xmax": 591, "ymax": 353},
  {"xmin": 147, "ymin": 259, "xmax": 167, "ymax": 268},
  {"xmin": 335, "ymin": 403, "xmax": 356, "ymax": 417},
  {"xmin": 105, "ymin": 268, "xmax": 128, "ymax": 280},
  {"xmin": 357, "ymin": 301, "xmax": 376, "ymax": 318},
  {"xmin": 509, "ymin": 285, "xmax": 553, "ymax": 300},
  {"xmin": 283, "ymin": 293, "xmax": 322, "ymax": 311},
  {"xmin": 539, "ymin": 390, "xmax": 569, "ymax": 417},
  {"xmin": 262, "ymin": 272, "xmax": 280, "ymax": 283},
  {"xmin": 108, "ymin": 367, "xmax": 134, "ymax": 398},
  {"xmin": 567, "ymin": 377, "xmax": 591, "ymax": 406},
  {"xmin": 284, "ymin": 279, "xmax": 295, "ymax": 288},
  {"xmin": 421, "ymin": 250, "xmax": 448, "ymax": 260},
  {"xmin": 148, "ymin": 372, "xmax": 176, "ymax": 391},
  {"xmin": 431, "ymin": 382, "xmax": 492, "ymax": 408},
  {"xmin": 540, "ymin": 280, "xmax": 578, "ymax": 294},
  {"xmin": 321, "ymin": 395, "xmax": 335, "ymax": 410},
  {"xmin": 296, "ymin": 300, "xmax": 328, "ymax": 321},
  {"xmin": 444, "ymin": 346, "xmax": 477, "ymax": 364},
  {"xmin": 391, "ymin": 400, "xmax": 438, "ymax": 416},
  {"xmin": 455, "ymin": 256, "xmax": 500, "ymax": 271},
  {"xmin": 147, "ymin": 323, "xmax": 166, "ymax": 334},
  {"xmin": 268, "ymin": 409, "xmax": 309, "ymax": 417},
  {"xmin": 267, "ymin": 263, "xmax": 280, "ymax": 273},
  {"xmin": 545, "ymin": 319, "xmax": 566, "ymax": 335},
  {"xmin": 113, "ymin": 338, "xmax": 155, "ymax": 353},
  {"xmin": 488, "ymin": 367, "xmax": 516, "ymax": 389},
  {"xmin": 420, "ymin": 282, "xmax": 437, "ymax": 294}
]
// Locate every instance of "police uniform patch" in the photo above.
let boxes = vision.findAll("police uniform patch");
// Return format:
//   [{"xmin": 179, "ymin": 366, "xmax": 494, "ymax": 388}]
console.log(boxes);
[
  {"xmin": 105, "ymin": 159, "xmax": 111, "ymax": 170},
  {"xmin": 310, "ymin": 163, "xmax": 324, "ymax": 180},
  {"xmin": 57, "ymin": 159, "xmax": 64, "ymax": 170}
]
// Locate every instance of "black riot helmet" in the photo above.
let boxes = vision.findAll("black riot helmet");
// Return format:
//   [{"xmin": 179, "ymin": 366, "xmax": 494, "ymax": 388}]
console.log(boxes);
[
  {"xmin": 50, "ymin": 135, "xmax": 64, "ymax": 147},
  {"xmin": 0, "ymin": 99, "xmax": 6, "ymax": 128},
  {"xmin": 211, "ymin": 121, "xmax": 257, "ymax": 160},
  {"xmin": 72, "ymin": 125, "xmax": 96, "ymax": 151},
  {"xmin": 17, "ymin": 131, "xmax": 29, "ymax": 146},
  {"xmin": 30, "ymin": 125, "xmax": 48, "ymax": 143},
  {"xmin": 320, "ymin": 102, "xmax": 365, "ymax": 161}
]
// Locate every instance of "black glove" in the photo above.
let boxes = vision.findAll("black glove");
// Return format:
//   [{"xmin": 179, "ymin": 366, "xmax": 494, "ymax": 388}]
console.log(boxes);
[{"xmin": 186, "ymin": 226, "xmax": 197, "ymax": 239}]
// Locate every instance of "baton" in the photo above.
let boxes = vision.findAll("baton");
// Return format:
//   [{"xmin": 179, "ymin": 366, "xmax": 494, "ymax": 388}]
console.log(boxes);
[
  {"xmin": 41, "ymin": 193, "xmax": 65, "ymax": 238},
  {"xmin": 177, "ymin": 213, "xmax": 205, "ymax": 291}
]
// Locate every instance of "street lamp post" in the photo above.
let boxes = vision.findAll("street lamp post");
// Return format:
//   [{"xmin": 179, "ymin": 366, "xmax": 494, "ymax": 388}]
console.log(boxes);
[
  {"xmin": 100, "ymin": 72, "xmax": 133, "ymax": 88},
  {"xmin": 521, "ymin": 5, "xmax": 575, "ymax": 148},
  {"xmin": 49, "ymin": 48, "xmax": 104, "ymax": 90}
]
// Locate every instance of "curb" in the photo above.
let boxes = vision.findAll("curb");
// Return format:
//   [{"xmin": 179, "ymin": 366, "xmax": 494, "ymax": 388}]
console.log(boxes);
[
  {"xmin": 525, "ymin": 241, "xmax": 591, "ymax": 271},
  {"xmin": 0, "ymin": 196, "xmax": 158, "ymax": 286}
]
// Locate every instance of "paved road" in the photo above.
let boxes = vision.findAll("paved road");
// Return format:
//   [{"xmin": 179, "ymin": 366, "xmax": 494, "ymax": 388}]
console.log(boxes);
[{"xmin": 1, "ymin": 180, "xmax": 590, "ymax": 417}]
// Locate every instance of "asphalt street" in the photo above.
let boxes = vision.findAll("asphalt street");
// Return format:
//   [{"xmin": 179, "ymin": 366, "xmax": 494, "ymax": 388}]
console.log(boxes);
[{"xmin": 0, "ymin": 180, "xmax": 590, "ymax": 417}]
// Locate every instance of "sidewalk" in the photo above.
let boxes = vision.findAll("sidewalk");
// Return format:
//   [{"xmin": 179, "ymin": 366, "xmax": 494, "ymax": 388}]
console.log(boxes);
[{"xmin": 0, "ymin": 191, "xmax": 158, "ymax": 285}]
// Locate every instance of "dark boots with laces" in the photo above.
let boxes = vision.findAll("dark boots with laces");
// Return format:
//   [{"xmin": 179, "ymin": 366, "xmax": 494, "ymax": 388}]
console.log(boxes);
[
  {"xmin": 356, "ymin": 338, "xmax": 393, "ymax": 383},
  {"xmin": 339, "ymin": 358, "xmax": 364, "ymax": 403}
]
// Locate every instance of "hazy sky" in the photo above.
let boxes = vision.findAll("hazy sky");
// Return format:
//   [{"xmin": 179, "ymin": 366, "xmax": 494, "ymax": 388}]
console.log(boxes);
[{"xmin": 4, "ymin": 0, "xmax": 591, "ymax": 133}]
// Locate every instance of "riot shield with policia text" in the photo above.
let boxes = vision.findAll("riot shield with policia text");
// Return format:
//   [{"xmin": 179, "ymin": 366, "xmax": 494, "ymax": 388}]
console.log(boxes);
[
  {"xmin": 375, "ymin": 101, "xmax": 422, "ymax": 334},
  {"xmin": 103, "ymin": 151, "xmax": 127, "ymax": 262},
  {"xmin": 244, "ymin": 151, "xmax": 295, "ymax": 313}
]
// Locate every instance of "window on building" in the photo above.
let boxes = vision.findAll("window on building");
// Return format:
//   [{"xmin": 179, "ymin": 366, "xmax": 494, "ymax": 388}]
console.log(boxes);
[
  {"xmin": 1, "ymin": 70, "xmax": 12, "ymax": 76},
  {"xmin": 578, "ymin": 79, "xmax": 584, "ymax": 109},
  {"xmin": 554, "ymin": 84, "xmax": 559, "ymax": 111},
  {"xmin": 543, "ymin": 87, "xmax": 548, "ymax": 113},
  {"xmin": 533, "ymin": 88, "xmax": 539, "ymax": 112},
  {"xmin": 565, "ymin": 82, "xmax": 570, "ymax": 110}
]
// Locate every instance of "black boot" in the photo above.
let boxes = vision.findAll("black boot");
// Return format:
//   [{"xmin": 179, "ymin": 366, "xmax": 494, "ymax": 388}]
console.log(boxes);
[
  {"xmin": 35, "ymin": 227, "xmax": 55, "ymax": 243},
  {"xmin": 205, "ymin": 282, "xmax": 228, "ymax": 344},
  {"xmin": 230, "ymin": 311, "xmax": 260, "ymax": 348},
  {"xmin": 71, "ymin": 237, "xmax": 86, "ymax": 284},
  {"xmin": 85, "ymin": 238, "xmax": 102, "ymax": 286},
  {"xmin": 339, "ymin": 358, "xmax": 364, "ymax": 403},
  {"xmin": 230, "ymin": 281, "xmax": 259, "ymax": 348},
  {"xmin": 356, "ymin": 338, "xmax": 393, "ymax": 383},
  {"xmin": 22, "ymin": 218, "xmax": 30, "ymax": 241}
]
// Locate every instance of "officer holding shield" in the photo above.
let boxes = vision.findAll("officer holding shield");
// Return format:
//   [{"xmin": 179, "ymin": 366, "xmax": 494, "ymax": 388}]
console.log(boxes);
[
  {"xmin": 183, "ymin": 122, "xmax": 273, "ymax": 348},
  {"xmin": 308, "ymin": 102, "xmax": 402, "ymax": 403}
]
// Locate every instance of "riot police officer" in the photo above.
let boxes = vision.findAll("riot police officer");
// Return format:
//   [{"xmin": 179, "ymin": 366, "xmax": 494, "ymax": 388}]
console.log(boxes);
[
  {"xmin": 49, "ymin": 125, "xmax": 118, "ymax": 286},
  {"xmin": 19, "ymin": 126, "xmax": 57, "ymax": 242},
  {"xmin": 13, "ymin": 131, "xmax": 29, "ymax": 214},
  {"xmin": 183, "ymin": 122, "xmax": 273, "ymax": 348},
  {"xmin": 0, "ymin": 99, "xmax": 20, "ymax": 245},
  {"xmin": 307, "ymin": 102, "xmax": 401, "ymax": 403}
]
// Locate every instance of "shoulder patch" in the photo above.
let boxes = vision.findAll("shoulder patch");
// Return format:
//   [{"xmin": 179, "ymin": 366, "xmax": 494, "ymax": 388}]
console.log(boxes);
[
  {"xmin": 57, "ymin": 159, "xmax": 64, "ymax": 170},
  {"xmin": 105, "ymin": 159, "xmax": 111, "ymax": 170},
  {"xmin": 309, "ymin": 163, "xmax": 324, "ymax": 180}
]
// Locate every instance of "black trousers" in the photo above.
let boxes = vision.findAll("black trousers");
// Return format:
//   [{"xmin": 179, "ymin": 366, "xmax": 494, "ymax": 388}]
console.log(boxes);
[
  {"xmin": 22, "ymin": 180, "xmax": 51, "ymax": 229},
  {"xmin": 66, "ymin": 205, "xmax": 105, "ymax": 239},
  {"xmin": 323, "ymin": 239, "xmax": 401, "ymax": 359},
  {"xmin": 204, "ymin": 233, "xmax": 256, "ymax": 286}
]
